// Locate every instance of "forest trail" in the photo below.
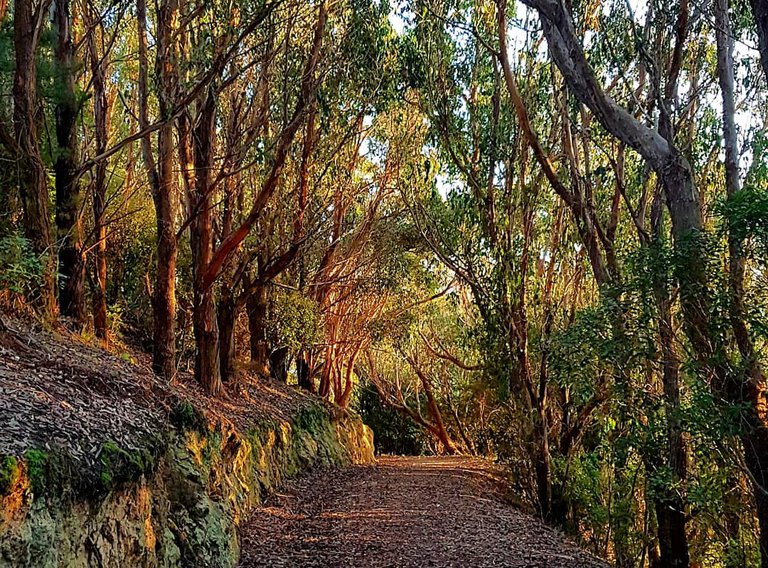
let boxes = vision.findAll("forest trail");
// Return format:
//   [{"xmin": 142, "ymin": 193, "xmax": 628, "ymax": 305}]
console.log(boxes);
[{"xmin": 238, "ymin": 456, "xmax": 608, "ymax": 567}]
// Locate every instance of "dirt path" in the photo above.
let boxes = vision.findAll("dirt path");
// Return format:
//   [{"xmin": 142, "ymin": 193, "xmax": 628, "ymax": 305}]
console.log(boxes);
[{"xmin": 238, "ymin": 456, "xmax": 608, "ymax": 567}]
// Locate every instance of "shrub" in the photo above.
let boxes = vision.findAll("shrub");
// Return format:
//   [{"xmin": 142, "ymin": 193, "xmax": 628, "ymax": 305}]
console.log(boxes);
[{"xmin": 0, "ymin": 233, "xmax": 43, "ymax": 296}]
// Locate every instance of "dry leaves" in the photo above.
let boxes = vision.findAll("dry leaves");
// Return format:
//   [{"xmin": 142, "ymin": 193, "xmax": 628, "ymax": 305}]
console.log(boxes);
[{"xmin": 238, "ymin": 456, "xmax": 610, "ymax": 568}]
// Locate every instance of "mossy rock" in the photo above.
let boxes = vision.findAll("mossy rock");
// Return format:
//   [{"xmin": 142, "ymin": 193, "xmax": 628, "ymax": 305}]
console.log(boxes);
[{"xmin": 170, "ymin": 400, "xmax": 208, "ymax": 434}]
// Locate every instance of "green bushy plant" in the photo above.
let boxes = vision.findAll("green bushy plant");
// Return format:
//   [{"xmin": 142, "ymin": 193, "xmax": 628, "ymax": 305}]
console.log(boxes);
[{"xmin": 0, "ymin": 232, "xmax": 43, "ymax": 296}]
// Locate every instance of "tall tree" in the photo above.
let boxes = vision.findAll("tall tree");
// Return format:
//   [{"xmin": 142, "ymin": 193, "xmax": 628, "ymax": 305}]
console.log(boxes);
[
  {"xmin": 523, "ymin": 0, "xmax": 768, "ymax": 562},
  {"xmin": 53, "ymin": 0, "xmax": 85, "ymax": 326},
  {"xmin": 13, "ymin": 0, "xmax": 56, "ymax": 318},
  {"xmin": 137, "ymin": 0, "xmax": 180, "ymax": 380}
]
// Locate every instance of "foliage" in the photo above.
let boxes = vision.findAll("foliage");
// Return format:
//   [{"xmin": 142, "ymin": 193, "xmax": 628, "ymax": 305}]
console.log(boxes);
[
  {"xmin": 0, "ymin": 455, "xmax": 19, "ymax": 494},
  {"xmin": 0, "ymin": 233, "xmax": 43, "ymax": 295},
  {"xmin": 24, "ymin": 449, "xmax": 51, "ymax": 496},
  {"xmin": 355, "ymin": 383, "xmax": 428, "ymax": 455},
  {"xmin": 170, "ymin": 400, "xmax": 209, "ymax": 434},
  {"xmin": 97, "ymin": 440, "xmax": 161, "ymax": 493},
  {"xmin": 265, "ymin": 290, "xmax": 322, "ymax": 352}
]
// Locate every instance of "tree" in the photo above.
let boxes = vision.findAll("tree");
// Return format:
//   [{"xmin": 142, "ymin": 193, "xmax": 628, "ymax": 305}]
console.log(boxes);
[{"xmin": 12, "ymin": 0, "xmax": 56, "ymax": 318}]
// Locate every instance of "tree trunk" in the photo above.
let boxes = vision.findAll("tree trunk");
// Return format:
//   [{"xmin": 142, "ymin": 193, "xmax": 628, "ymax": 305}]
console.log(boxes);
[
  {"xmin": 648, "ymin": 187, "xmax": 689, "ymax": 568},
  {"xmin": 423, "ymin": 383, "xmax": 457, "ymax": 455},
  {"xmin": 86, "ymin": 5, "xmax": 109, "ymax": 340},
  {"xmin": 749, "ymin": 0, "xmax": 768, "ymax": 84},
  {"xmin": 138, "ymin": 0, "xmax": 178, "ymax": 380},
  {"xmin": 533, "ymin": 404, "xmax": 553, "ymax": 520},
  {"xmin": 13, "ymin": 0, "xmax": 56, "ymax": 319},
  {"xmin": 407, "ymin": 353, "xmax": 457, "ymax": 455},
  {"xmin": 218, "ymin": 288, "xmax": 238, "ymax": 383},
  {"xmin": 151, "ymin": 135, "xmax": 178, "ymax": 382},
  {"xmin": 53, "ymin": 0, "xmax": 85, "ymax": 326},
  {"xmin": 186, "ymin": 89, "xmax": 222, "ymax": 395},
  {"xmin": 193, "ymin": 288, "xmax": 221, "ymax": 394},
  {"xmin": 297, "ymin": 354, "xmax": 314, "ymax": 392},
  {"xmin": 270, "ymin": 346, "xmax": 289, "ymax": 383},
  {"xmin": 246, "ymin": 283, "xmax": 270, "ymax": 376},
  {"xmin": 652, "ymin": 295, "xmax": 689, "ymax": 568}
]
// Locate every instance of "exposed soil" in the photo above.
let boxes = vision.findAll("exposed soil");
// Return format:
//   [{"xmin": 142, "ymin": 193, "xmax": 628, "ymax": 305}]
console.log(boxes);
[{"xmin": 238, "ymin": 456, "xmax": 609, "ymax": 568}]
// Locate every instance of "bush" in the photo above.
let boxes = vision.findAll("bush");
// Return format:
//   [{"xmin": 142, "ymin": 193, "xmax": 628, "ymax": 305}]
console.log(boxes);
[
  {"xmin": 355, "ymin": 383, "xmax": 428, "ymax": 455},
  {"xmin": 0, "ymin": 233, "xmax": 43, "ymax": 296}
]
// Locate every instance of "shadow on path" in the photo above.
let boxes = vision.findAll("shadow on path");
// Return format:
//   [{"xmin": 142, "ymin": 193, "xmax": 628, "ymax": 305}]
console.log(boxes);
[{"xmin": 238, "ymin": 456, "xmax": 609, "ymax": 568}]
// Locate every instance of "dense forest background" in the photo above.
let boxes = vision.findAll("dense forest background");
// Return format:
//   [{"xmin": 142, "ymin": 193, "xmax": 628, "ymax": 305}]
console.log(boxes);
[{"xmin": 2, "ymin": 0, "xmax": 768, "ymax": 565}]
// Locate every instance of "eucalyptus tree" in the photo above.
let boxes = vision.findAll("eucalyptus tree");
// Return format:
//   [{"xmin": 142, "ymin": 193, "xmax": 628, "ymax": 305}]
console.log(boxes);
[
  {"xmin": 8, "ymin": 0, "xmax": 56, "ymax": 318},
  {"xmin": 516, "ymin": 1, "xmax": 768, "ymax": 564}
]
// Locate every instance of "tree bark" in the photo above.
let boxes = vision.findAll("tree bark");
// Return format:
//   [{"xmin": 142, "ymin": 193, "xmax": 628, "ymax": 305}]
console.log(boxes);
[
  {"xmin": 86, "ymin": 7, "xmax": 109, "ymax": 340},
  {"xmin": 749, "ymin": 0, "xmax": 768, "ymax": 84},
  {"xmin": 270, "ymin": 346, "xmax": 289, "ymax": 383},
  {"xmin": 717, "ymin": 2, "xmax": 768, "ymax": 563},
  {"xmin": 297, "ymin": 354, "xmax": 314, "ymax": 392},
  {"xmin": 404, "ymin": 352, "xmax": 458, "ymax": 455},
  {"xmin": 138, "ymin": 0, "xmax": 178, "ymax": 380},
  {"xmin": 218, "ymin": 286, "xmax": 238, "ymax": 383},
  {"xmin": 187, "ymin": 89, "xmax": 221, "ymax": 395},
  {"xmin": 53, "ymin": 0, "xmax": 85, "ymax": 326},
  {"xmin": 13, "ymin": 0, "xmax": 56, "ymax": 319},
  {"xmin": 246, "ymin": 282, "xmax": 270, "ymax": 376}
]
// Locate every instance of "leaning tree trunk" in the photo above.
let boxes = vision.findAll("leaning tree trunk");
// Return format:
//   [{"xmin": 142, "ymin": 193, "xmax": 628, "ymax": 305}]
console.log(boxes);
[
  {"xmin": 522, "ymin": 0, "xmax": 768, "ymax": 562},
  {"xmin": 13, "ymin": 0, "xmax": 56, "ymax": 319},
  {"xmin": 53, "ymin": 0, "xmax": 85, "ymax": 326},
  {"xmin": 407, "ymin": 353, "xmax": 457, "ymax": 455}
]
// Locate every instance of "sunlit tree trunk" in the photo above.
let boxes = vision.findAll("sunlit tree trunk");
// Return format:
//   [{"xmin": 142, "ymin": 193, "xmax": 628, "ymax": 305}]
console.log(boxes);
[
  {"xmin": 138, "ymin": 0, "xmax": 178, "ymax": 380},
  {"xmin": 186, "ymin": 90, "xmax": 221, "ymax": 395}
]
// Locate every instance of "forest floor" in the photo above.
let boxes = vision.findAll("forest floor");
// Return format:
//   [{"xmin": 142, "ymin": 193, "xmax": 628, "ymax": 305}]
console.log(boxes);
[
  {"xmin": 238, "ymin": 456, "xmax": 609, "ymax": 568},
  {"xmin": 0, "ymin": 317, "xmax": 327, "ymax": 473}
]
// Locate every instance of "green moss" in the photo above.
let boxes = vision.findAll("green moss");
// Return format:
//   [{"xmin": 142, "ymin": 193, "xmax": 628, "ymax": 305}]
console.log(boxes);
[
  {"xmin": 24, "ymin": 449, "xmax": 49, "ymax": 495},
  {"xmin": 202, "ymin": 431, "xmax": 222, "ymax": 467},
  {"xmin": 98, "ymin": 440, "xmax": 159, "ymax": 492},
  {"xmin": 293, "ymin": 405, "xmax": 327, "ymax": 436},
  {"xmin": 170, "ymin": 400, "xmax": 208, "ymax": 433},
  {"xmin": 0, "ymin": 455, "xmax": 20, "ymax": 494}
]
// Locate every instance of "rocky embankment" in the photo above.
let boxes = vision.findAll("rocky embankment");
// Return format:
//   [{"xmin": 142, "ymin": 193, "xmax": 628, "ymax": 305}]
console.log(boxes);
[{"xmin": 0, "ymin": 320, "xmax": 373, "ymax": 567}]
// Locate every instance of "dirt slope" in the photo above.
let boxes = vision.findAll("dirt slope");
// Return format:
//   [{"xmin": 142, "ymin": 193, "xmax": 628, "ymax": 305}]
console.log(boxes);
[{"xmin": 239, "ymin": 456, "xmax": 609, "ymax": 568}]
